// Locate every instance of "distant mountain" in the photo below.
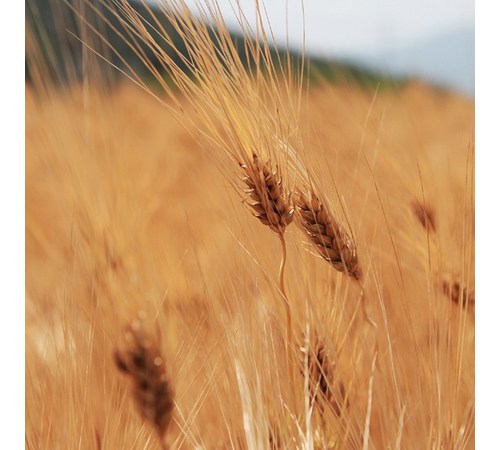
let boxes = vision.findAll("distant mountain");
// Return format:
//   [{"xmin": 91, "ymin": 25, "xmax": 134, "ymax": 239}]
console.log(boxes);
[{"xmin": 359, "ymin": 26, "xmax": 475, "ymax": 97}]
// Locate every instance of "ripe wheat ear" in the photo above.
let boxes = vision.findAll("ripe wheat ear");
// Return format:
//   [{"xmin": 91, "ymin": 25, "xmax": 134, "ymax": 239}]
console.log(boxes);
[
  {"xmin": 115, "ymin": 321, "xmax": 174, "ymax": 450},
  {"xmin": 241, "ymin": 153, "xmax": 294, "ymax": 236},
  {"xmin": 295, "ymin": 189, "xmax": 377, "ymax": 328},
  {"xmin": 295, "ymin": 190, "xmax": 361, "ymax": 280}
]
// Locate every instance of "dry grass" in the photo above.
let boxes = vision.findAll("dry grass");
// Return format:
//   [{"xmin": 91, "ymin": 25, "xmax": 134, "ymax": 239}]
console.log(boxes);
[{"xmin": 26, "ymin": 1, "xmax": 474, "ymax": 448}]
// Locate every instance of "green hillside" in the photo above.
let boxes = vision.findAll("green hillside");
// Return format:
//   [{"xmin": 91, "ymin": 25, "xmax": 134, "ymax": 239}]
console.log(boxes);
[{"xmin": 26, "ymin": 0, "xmax": 406, "ymax": 90}]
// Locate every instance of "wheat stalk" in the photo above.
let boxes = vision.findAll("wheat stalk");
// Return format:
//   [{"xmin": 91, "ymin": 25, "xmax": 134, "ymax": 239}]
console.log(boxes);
[
  {"xmin": 114, "ymin": 320, "xmax": 174, "ymax": 450},
  {"xmin": 240, "ymin": 152, "xmax": 296, "ymax": 384}
]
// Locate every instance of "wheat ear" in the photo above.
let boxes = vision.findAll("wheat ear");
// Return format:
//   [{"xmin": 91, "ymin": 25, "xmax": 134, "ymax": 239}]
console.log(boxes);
[
  {"xmin": 114, "ymin": 321, "xmax": 174, "ymax": 450},
  {"xmin": 295, "ymin": 191, "xmax": 360, "ymax": 279},
  {"xmin": 241, "ymin": 153, "xmax": 294, "ymax": 235},
  {"xmin": 296, "ymin": 190, "xmax": 376, "ymax": 328},
  {"xmin": 301, "ymin": 335, "xmax": 349, "ymax": 418},
  {"xmin": 441, "ymin": 278, "xmax": 475, "ymax": 313},
  {"xmin": 411, "ymin": 199, "xmax": 436, "ymax": 233},
  {"xmin": 241, "ymin": 152, "xmax": 295, "ymax": 382}
]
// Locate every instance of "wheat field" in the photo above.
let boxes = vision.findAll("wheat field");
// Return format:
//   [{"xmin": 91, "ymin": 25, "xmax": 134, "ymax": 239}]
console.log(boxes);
[{"xmin": 26, "ymin": 2, "xmax": 474, "ymax": 449}]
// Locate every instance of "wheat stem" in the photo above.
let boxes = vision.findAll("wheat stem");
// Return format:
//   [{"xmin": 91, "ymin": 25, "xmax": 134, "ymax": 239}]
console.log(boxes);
[{"xmin": 278, "ymin": 232, "xmax": 295, "ymax": 387}]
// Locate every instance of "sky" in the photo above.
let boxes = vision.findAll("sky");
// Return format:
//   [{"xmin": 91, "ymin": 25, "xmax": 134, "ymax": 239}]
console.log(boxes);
[
  {"xmin": 179, "ymin": 0, "xmax": 475, "ymax": 95},
  {"xmin": 183, "ymin": 0, "xmax": 475, "ymax": 58}
]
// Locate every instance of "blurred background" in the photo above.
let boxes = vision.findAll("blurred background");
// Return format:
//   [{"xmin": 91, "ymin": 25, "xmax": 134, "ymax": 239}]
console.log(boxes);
[
  {"xmin": 183, "ymin": 0, "xmax": 475, "ymax": 96},
  {"xmin": 26, "ymin": 0, "xmax": 475, "ymax": 96}
]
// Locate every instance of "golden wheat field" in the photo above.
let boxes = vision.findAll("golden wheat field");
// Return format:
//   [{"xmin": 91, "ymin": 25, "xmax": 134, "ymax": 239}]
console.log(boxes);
[{"xmin": 26, "ymin": 2, "xmax": 474, "ymax": 449}]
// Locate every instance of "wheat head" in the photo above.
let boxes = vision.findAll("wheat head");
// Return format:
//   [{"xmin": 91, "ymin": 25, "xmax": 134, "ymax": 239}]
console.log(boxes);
[
  {"xmin": 241, "ymin": 153, "xmax": 294, "ymax": 236},
  {"xmin": 295, "ymin": 190, "xmax": 361, "ymax": 280},
  {"xmin": 114, "ymin": 321, "xmax": 174, "ymax": 442},
  {"xmin": 411, "ymin": 199, "xmax": 436, "ymax": 233}
]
